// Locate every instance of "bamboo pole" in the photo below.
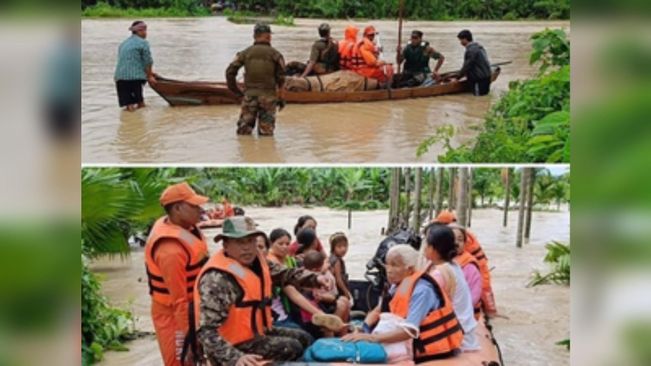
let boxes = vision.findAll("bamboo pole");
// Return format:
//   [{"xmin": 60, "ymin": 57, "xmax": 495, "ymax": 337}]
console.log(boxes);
[
  {"xmin": 403, "ymin": 167, "xmax": 412, "ymax": 228},
  {"xmin": 435, "ymin": 168, "xmax": 444, "ymax": 216},
  {"xmin": 457, "ymin": 168, "xmax": 469, "ymax": 227},
  {"xmin": 502, "ymin": 168, "xmax": 510, "ymax": 227},
  {"xmin": 516, "ymin": 168, "xmax": 528, "ymax": 248},
  {"xmin": 448, "ymin": 168, "xmax": 456, "ymax": 210},
  {"xmin": 388, "ymin": 168, "xmax": 401, "ymax": 232},
  {"xmin": 413, "ymin": 168, "xmax": 423, "ymax": 231},
  {"xmin": 467, "ymin": 167, "xmax": 473, "ymax": 228},
  {"xmin": 524, "ymin": 168, "xmax": 536, "ymax": 241},
  {"xmin": 428, "ymin": 168, "xmax": 435, "ymax": 221},
  {"xmin": 396, "ymin": 0, "xmax": 405, "ymax": 74}
]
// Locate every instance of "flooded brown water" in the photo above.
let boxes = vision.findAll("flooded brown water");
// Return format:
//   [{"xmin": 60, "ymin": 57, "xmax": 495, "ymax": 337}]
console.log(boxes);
[
  {"xmin": 82, "ymin": 18, "xmax": 569, "ymax": 164},
  {"xmin": 93, "ymin": 207, "xmax": 569, "ymax": 365}
]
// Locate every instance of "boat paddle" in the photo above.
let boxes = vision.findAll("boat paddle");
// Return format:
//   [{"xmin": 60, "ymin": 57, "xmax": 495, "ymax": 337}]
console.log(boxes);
[{"xmin": 396, "ymin": 0, "xmax": 405, "ymax": 75}]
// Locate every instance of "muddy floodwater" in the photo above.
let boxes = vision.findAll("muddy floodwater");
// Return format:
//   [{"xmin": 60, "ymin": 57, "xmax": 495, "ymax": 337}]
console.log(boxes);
[
  {"xmin": 82, "ymin": 18, "xmax": 569, "ymax": 164},
  {"xmin": 93, "ymin": 207, "xmax": 569, "ymax": 365}
]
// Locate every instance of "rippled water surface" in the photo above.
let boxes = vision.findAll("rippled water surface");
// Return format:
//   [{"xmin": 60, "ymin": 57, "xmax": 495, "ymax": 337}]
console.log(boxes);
[{"xmin": 82, "ymin": 18, "xmax": 569, "ymax": 163}]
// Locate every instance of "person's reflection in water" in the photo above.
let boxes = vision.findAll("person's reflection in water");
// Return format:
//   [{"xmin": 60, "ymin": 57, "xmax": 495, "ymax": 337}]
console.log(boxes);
[
  {"xmin": 237, "ymin": 134, "xmax": 284, "ymax": 163},
  {"xmin": 116, "ymin": 109, "xmax": 158, "ymax": 163}
]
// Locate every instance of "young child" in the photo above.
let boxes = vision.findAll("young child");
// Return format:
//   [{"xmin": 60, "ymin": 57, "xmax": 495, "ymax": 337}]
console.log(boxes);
[
  {"xmin": 295, "ymin": 228, "xmax": 319, "ymax": 261},
  {"xmin": 328, "ymin": 232, "xmax": 353, "ymax": 301},
  {"xmin": 302, "ymin": 251, "xmax": 350, "ymax": 335}
]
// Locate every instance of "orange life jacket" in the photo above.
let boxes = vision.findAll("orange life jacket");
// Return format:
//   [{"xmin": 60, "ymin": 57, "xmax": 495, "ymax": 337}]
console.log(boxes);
[
  {"xmin": 223, "ymin": 199, "xmax": 235, "ymax": 217},
  {"xmin": 464, "ymin": 231, "xmax": 491, "ymax": 289},
  {"xmin": 339, "ymin": 41, "xmax": 364, "ymax": 70},
  {"xmin": 464, "ymin": 231, "xmax": 497, "ymax": 314},
  {"xmin": 389, "ymin": 270, "xmax": 463, "ymax": 362},
  {"xmin": 455, "ymin": 251, "xmax": 482, "ymax": 320},
  {"xmin": 144, "ymin": 217, "xmax": 209, "ymax": 306},
  {"xmin": 356, "ymin": 38, "xmax": 379, "ymax": 67},
  {"xmin": 193, "ymin": 249, "xmax": 273, "ymax": 345}
]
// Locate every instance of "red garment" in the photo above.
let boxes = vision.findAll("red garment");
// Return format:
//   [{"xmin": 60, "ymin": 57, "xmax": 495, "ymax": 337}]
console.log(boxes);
[{"xmin": 288, "ymin": 238, "xmax": 325, "ymax": 256}]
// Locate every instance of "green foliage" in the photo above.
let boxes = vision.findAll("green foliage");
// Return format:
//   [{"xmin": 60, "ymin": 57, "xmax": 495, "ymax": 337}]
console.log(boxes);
[
  {"xmin": 556, "ymin": 338, "xmax": 570, "ymax": 350},
  {"xmin": 419, "ymin": 29, "xmax": 570, "ymax": 163},
  {"xmin": 274, "ymin": 14, "xmax": 295, "ymax": 26},
  {"xmin": 82, "ymin": 255, "xmax": 135, "ymax": 364},
  {"xmin": 82, "ymin": 0, "xmax": 569, "ymax": 19},
  {"xmin": 82, "ymin": 1, "xmax": 210, "ymax": 18},
  {"xmin": 528, "ymin": 241, "xmax": 570, "ymax": 287},
  {"xmin": 530, "ymin": 28, "xmax": 570, "ymax": 74}
]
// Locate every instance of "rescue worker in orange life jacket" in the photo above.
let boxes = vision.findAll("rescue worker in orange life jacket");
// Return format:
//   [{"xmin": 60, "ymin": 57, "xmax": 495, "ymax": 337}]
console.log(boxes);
[
  {"xmin": 354, "ymin": 25, "xmax": 394, "ymax": 85},
  {"xmin": 144, "ymin": 182, "xmax": 210, "ymax": 366},
  {"xmin": 338, "ymin": 25, "xmax": 361, "ymax": 70},
  {"xmin": 342, "ymin": 244, "xmax": 463, "ymax": 362},
  {"xmin": 300, "ymin": 23, "xmax": 340, "ymax": 77},
  {"xmin": 195, "ymin": 216, "xmax": 334, "ymax": 366}
]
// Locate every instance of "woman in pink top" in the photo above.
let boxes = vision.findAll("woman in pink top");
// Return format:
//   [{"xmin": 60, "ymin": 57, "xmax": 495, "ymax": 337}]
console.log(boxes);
[{"xmin": 450, "ymin": 224, "xmax": 483, "ymax": 313}]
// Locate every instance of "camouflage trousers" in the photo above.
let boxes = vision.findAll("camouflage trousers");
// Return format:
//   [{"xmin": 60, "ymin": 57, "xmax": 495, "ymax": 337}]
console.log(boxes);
[
  {"xmin": 237, "ymin": 95, "xmax": 277, "ymax": 136},
  {"xmin": 235, "ymin": 326, "xmax": 313, "ymax": 361}
]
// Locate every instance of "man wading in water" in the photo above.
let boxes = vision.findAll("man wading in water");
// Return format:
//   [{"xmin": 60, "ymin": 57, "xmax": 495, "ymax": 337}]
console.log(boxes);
[
  {"xmin": 450, "ymin": 29, "xmax": 492, "ymax": 96},
  {"xmin": 226, "ymin": 23, "xmax": 286, "ymax": 136},
  {"xmin": 114, "ymin": 20, "xmax": 157, "ymax": 112}
]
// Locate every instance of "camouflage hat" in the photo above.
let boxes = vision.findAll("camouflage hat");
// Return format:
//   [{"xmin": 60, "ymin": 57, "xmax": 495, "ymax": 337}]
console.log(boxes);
[
  {"xmin": 214, "ymin": 216, "xmax": 265, "ymax": 242},
  {"xmin": 254, "ymin": 22, "xmax": 272, "ymax": 34},
  {"xmin": 318, "ymin": 23, "xmax": 331, "ymax": 32}
]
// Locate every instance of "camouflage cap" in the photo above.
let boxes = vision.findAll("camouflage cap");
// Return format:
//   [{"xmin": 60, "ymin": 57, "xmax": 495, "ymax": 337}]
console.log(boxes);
[
  {"xmin": 214, "ymin": 216, "xmax": 266, "ymax": 242},
  {"xmin": 254, "ymin": 22, "xmax": 272, "ymax": 34},
  {"xmin": 318, "ymin": 23, "xmax": 330, "ymax": 32}
]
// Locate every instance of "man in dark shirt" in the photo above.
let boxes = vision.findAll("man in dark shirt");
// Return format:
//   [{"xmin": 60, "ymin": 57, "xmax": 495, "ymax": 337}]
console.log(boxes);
[
  {"xmin": 451, "ymin": 29, "xmax": 492, "ymax": 96},
  {"xmin": 395, "ymin": 30, "xmax": 445, "ymax": 87}
]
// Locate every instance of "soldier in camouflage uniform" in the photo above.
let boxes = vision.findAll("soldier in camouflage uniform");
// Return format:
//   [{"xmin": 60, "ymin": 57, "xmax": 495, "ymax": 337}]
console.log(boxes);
[
  {"xmin": 196, "ymin": 217, "xmax": 332, "ymax": 366},
  {"xmin": 226, "ymin": 23, "xmax": 286, "ymax": 136}
]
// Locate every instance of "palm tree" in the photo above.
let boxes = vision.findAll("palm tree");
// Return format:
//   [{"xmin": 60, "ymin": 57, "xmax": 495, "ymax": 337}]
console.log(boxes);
[
  {"xmin": 435, "ymin": 168, "xmax": 444, "ymax": 216},
  {"xmin": 516, "ymin": 168, "xmax": 529, "ymax": 248},
  {"xmin": 456, "ymin": 168, "xmax": 470, "ymax": 227},
  {"xmin": 550, "ymin": 178, "xmax": 568, "ymax": 211},
  {"xmin": 340, "ymin": 169, "xmax": 371, "ymax": 228},
  {"xmin": 82, "ymin": 168, "xmax": 178, "ymax": 257},
  {"xmin": 502, "ymin": 168, "xmax": 511, "ymax": 227}
]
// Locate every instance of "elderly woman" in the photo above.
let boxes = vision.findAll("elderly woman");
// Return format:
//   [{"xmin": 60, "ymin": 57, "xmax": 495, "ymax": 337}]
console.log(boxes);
[{"xmin": 343, "ymin": 244, "xmax": 463, "ymax": 363}]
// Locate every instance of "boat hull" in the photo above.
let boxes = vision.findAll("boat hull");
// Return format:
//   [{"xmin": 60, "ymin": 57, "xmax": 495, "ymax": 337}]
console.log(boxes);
[{"xmin": 151, "ymin": 68, "xmax": 501, "ymax": 106}]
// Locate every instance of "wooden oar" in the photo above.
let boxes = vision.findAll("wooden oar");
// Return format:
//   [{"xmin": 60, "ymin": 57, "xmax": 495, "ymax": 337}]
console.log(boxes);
[
  {"xmin": 396, "ymin": 0, "xmax": 405, "ymax": 74},
  {"xmin": 438, "ymin": 61, "xmax": 513, "ymax": 79}
]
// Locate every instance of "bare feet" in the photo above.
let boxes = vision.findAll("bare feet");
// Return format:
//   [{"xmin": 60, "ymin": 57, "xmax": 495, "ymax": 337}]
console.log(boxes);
[
  {"xmin": 125, "ymin": 105, "xmax": 136, "ymax": 112},
  {"xmin": 312, "ymin": 313, "xmax": 347, "ymax": 332},
  {"xmin": 137, "ymin": 102, "xmax": 146, "ymax": 109}
]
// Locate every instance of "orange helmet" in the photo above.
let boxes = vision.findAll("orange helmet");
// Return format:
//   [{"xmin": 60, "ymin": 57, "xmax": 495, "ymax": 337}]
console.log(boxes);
[
  {"xmin": 363, "ymin": 25, "xmax": 377, "ymax": 36},
  {"xmin": 434, "ymin": 210, "xmax": 457, "ymax": 224}
]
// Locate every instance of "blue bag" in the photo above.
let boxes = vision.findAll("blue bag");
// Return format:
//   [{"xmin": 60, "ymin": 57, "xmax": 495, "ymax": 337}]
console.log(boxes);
[{"xmin": 304, "ymin": 338, "xmax": 387, "ymax": 363}]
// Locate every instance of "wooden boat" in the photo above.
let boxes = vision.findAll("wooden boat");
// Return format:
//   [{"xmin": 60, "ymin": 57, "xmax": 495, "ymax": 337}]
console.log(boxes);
[
  {"xmin": 150, "ymin": 67, "xmax": 501, "ymax": 106},
  {"xmin": 280, "ymin": 316, "xmax": 501, "ymax": 366}
]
